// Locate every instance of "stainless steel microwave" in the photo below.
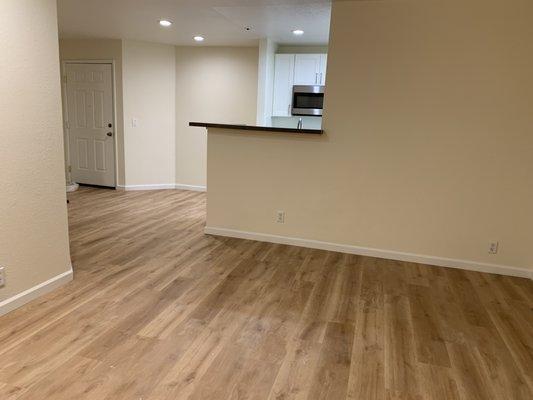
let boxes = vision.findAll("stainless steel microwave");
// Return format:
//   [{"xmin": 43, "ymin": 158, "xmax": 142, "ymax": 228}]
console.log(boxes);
[{"xmin": 292, "ymin": 85, "xmax": 324, "ymax": 117}]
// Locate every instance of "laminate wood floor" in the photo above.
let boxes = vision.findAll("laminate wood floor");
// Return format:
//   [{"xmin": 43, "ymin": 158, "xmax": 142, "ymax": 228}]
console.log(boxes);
[{"xmin": 0, "ymin": 187, "xmax": 532, "ymax": 399}]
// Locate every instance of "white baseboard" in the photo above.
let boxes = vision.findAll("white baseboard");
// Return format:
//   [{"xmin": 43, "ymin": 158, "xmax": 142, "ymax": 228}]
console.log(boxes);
[
  {"xmin": 116, "ymin": 184, "xmax": 176, "ymax": 191},
  {"xmin": 174, "ymin": 183, "xmax": 206, "ymax": 192},
  {"xmin": 0, "ymin": 268, "xmax": 73, "ymax": 317},
  {"xmin": 205, "ymin": 227, "xmax": 532, "ymax": 279},
  {"xmin": 116, "ymin": 184, "xmax": 206, "ymax": 192}
]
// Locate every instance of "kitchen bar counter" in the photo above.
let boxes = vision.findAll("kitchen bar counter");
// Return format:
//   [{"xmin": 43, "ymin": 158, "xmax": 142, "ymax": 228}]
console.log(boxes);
[{"xmin": 189, "ymin": 122, "xmax": 323, "ymax": 135}]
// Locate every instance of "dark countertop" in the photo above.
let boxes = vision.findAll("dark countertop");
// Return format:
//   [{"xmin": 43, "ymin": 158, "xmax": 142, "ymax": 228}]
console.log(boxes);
[{"xmin": 189, "ymin": 122, "xmax": 324, "ymax": 135}]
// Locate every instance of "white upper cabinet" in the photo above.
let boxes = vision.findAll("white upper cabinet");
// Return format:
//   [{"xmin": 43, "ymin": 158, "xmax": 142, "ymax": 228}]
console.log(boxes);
[
  {"xmin": 292, "ymin": 54, "xmax": 328, "ymax": 86},
  {"xmin": 293, "ymin": 54, "xmax": 322, "ymax": 85},
  {"xmin": 272, "ymin": 54, "xmax": 295, "ymax": 117},
  {"xmin": 319, "ymin": 54, "xmax": 327, "ymax": 85}
]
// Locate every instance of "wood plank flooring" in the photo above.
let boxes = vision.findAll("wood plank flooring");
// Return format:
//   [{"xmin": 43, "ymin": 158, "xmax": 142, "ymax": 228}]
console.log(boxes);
[{"xmin": 0, "ymin": 187, "xmax": 532, "ymax": 399}]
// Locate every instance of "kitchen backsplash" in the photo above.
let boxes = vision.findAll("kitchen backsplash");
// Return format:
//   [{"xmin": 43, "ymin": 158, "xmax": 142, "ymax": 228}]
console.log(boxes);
[{"xmin": 271, "ymin": 116, "xmax": 322, "ymax": 130}]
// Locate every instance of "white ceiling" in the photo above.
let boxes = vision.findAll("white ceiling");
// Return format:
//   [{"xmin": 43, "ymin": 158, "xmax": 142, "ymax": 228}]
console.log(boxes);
[{"xmin": 57, "ymin": 0, "xmax": 332, "ymax": 47}]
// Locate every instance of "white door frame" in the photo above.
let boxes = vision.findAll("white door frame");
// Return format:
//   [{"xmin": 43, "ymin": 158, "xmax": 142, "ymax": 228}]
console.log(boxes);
[{"xmin": 61, "ymin": 60, "xmax": 119, "ymax": 188}]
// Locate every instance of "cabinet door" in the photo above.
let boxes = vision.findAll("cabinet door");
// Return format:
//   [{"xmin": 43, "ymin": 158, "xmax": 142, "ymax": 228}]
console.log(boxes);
[
  {"xmin": 294, "ymin": 54, "xmax": 322, "ymax": 85},
  {"xmin": 319, "ymin": 54, "xmax": 328, "ymax": 85},
  {"xmin": 272, "ymin": 54, "xmax": 295, "ymax": 117}
]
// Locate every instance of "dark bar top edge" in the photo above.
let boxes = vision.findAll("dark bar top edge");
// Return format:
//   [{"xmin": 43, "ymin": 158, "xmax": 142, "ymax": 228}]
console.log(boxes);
[{"xmin": 189, "ymin": 122, "xmax": 324, "ymax": 135}]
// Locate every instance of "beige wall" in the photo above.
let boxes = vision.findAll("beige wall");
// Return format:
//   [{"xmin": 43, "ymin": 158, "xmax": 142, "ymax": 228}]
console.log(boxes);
[
  {"xmin": 175, "ymin": 47, "xmax": 258, "ymax": 187},
  {"xmin": 206, "ymin": 0, "xmax": 533, "ymax": 274},
  {"xmin": 58, "ymin": 42, "xmax": 257, "ymax": 189},
  {"xmin": 0, "ymin": 0, "xmax": 72, "ymax": 305},
  {"xmin": 122, "ymin": 40, "xmax": 176, "ymax": 187},
  {"xmin": 59, "ymin": 38, "xmax": 126, "ymax": 186}
]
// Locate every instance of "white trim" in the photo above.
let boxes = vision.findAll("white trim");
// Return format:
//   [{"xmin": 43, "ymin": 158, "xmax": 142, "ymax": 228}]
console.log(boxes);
[
  {"xmin": 174, "ymin": 183, "xmax": 206, "ymax": 192},
  {"xmin": 116, "ymin": 184, "xmax": 206, "ymax": 192},
  {"xmin": 116, "ymin": 184, "xmax": 176, "ymax": 191},
  {"xmin": 204, "ymin": 227, "xmax": 533, "ymax": 279},
  {"xmin": 0, "ymin": 268, "xmax": 74, "ymax": 317}
]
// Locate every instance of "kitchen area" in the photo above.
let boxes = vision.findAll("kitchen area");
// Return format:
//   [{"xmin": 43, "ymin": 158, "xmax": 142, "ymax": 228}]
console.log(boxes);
[
  {"xmin": 192, "ymin": 43, "xmax": 328, "ymax": 135},
  {"xmin": 188, "ymin": 19, "xmax": 331, "ymax": 188},
  {"xmin": 256, "ymin": 41, "xmax": 328, "ymax": 131}
]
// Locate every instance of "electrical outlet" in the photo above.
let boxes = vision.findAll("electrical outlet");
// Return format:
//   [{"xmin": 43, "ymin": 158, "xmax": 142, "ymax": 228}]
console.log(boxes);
[
  {"xmin": 0, "ymin": 267, "xmax": 5, "ymax": 288},
  {"xmin": 489, "ymin": 241, "xmax": 499, "ymax": 255},
  {"xmin": 131, "ymin": 118, "xmax": 139, "ymax": 128},
  {"xmin": 276, "ymin": 211, "xmax": 285, "ymax": 224}
]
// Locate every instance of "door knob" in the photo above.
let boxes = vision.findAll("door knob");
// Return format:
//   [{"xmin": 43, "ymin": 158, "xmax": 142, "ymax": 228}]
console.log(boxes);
[{"xmin": 106, "ymin": 132, "xmax": 113, "ymax": 137}]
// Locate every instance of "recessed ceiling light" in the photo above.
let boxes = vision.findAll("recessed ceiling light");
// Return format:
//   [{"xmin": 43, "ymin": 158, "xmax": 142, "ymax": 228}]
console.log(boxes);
[
  {"xmin": 292, "ymin": 29, "xmax": 304, "ymax": 36},
  {"xmin": 159, "ymin": 20, "xmax": 172, "ymax": 27},
  {"xmin": 193, "ymin": 36, "xmax": 205, "ymax": 42}
]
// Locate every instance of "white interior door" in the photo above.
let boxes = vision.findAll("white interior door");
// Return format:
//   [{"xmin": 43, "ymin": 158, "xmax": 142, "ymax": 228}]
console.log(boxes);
[{"xmin": 65, "ymin": 63, "xmax": 115, "ymax": 187}]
